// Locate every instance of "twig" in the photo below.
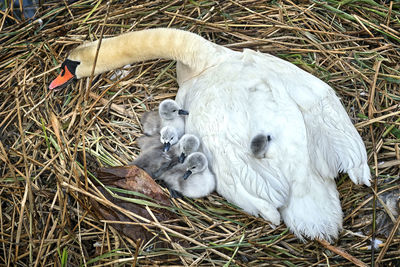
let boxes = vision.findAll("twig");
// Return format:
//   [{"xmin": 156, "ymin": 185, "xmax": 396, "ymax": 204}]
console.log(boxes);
[{"xmin": 317, "ymin": 239, "xmax": 368, "ymax": 267}]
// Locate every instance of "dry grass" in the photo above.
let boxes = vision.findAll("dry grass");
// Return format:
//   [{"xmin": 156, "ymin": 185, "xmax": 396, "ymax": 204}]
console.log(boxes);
[{"xmin": 1, "ymin": 0, "xmax": 400, "ymax": 266}]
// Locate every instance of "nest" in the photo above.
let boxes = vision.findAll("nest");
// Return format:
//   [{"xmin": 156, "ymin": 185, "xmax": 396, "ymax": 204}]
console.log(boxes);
[{"xmin": 0, "ymin": 0, "xmax": 399, "ymax": 266}]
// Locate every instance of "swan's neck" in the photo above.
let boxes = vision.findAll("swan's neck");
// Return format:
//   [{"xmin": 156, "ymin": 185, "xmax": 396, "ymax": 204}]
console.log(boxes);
[{"xmin": 69, "ymin": 28, "xmax": 221, "ymax": 79}]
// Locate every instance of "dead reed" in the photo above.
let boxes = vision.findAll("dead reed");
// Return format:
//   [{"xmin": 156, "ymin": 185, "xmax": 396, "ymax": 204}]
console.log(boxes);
[{"xmin": 0, "ymin": 0, "xmax": 399, "ymax": 266}]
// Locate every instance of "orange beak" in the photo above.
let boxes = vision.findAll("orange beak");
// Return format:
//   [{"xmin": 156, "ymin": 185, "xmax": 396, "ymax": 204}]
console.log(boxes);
[
  {"xmin": 49, "ymin": 65, "xmax": 75, "ymax": 90},
  {"xmin": 49, "ymin": 59, "xmax": 80, "ymax": 90}
]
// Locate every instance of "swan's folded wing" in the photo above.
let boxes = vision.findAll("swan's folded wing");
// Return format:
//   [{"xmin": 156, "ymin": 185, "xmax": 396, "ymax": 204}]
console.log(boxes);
[
  {"xmin": 254, "ymin": 51, "xmax": 370, "ymax": 185},
  {"xmin": 247, "ymin": 159, "xmax": 290, "ymax": 207},
  {"xmin": 213, "ymin": 138, "xmax": 290, "ymax": 210}
]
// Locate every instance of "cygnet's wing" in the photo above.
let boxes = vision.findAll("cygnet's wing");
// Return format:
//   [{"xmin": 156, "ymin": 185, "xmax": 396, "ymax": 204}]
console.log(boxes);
[
  {"xmin": 136, "ymin": 134, "xmax": 160, "ymax": 152},
  {"xmin": 180, "ymin": 168, "xmax": 215, "ymax": 199},
  {"xmin": 157, "ymin": 162, "xmax": 186, "ymax": 192},
  {"xmin": 131, "ymin": 146, "xmax": 178, "ymax": 179},
  {"xmin": 141, "ymin": 111, "xmax": 161, "ymax": 136}
]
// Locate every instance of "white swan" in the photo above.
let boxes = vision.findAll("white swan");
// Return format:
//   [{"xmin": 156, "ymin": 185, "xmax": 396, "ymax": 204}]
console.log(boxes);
[
  {"xmin": 49, "ymin": 28, "xmax": 370, "ymax": 241},
  {"xmin": 157, "ymin": 152, "xmax": 216, "ymax": 198}
]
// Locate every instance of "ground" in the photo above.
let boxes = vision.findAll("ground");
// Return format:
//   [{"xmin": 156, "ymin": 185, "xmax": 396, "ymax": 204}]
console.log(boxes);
[{"xmin": 0, "ymin": 0, "xmax": 399, "ymax": 266}]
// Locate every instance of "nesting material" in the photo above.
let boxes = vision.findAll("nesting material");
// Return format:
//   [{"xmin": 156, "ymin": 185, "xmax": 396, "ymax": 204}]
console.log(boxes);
[{"xmin": 1, "ymin": 1, "xmax": 399, "ymax": 266}]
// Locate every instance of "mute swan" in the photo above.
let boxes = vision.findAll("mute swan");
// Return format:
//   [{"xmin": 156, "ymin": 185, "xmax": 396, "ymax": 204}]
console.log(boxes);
[
  {"xmin": 136, "ymin": 134, "xmax": 158, "ymax": 152},
  {"xmin": 157, "ymin": 152, "xmax": 215, "ymax": 198},
  {"xmin": 141, "ymin": 111, "xmax": 160, "ymax": 136},
  {"xmin": 130, "ymin": 148, "xmax": 173, "ymax": 179},
  {"xmin": 160, "ymin": 126, "xmax": 179, "ymax": 152},
  {"xmin": 251, "ymin": 134, "xmax": 272, "ymax": 159},
  {"xmin": 140, "ymin": 99, "xmax": 188, "ymax": 137},
  {"xmin": 178, "ymin": 134, "xmax": 200, "ymax": 163},
  {"xmin": 49, "ymin": 28, "xmax": 370, "ymax": 241},
  {"xmin": 130, "ymin": 139, "xmax": 177, "ymax": 179},
  {"xmin": 158, "ymin": 99, "xmax": 188, "ymax": 138}
]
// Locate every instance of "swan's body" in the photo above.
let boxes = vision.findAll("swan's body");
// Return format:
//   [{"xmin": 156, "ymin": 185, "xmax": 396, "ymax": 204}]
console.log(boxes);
[
  {"xmin": 50, "ymin": 28, "xmax": 370, "ymax": 241},
  {"xmin": 157, "ymin": 152, "xmax": 215, "ymax": 198}
]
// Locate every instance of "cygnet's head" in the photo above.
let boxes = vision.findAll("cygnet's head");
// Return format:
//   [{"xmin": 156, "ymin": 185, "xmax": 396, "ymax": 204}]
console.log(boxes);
[
  {"xmin": 183, "ymin": 152, "xmax": 208, "ymax": 180},
  {"xmin": 159, "ymin": 99, "xmax": 189, "ymax": 120},
  {"xmin": 160, "ymin": 126, "xmax": 179, "ymax": 152},
  {"xmin": 251, "ymin": 134, "xmax": 271, "ymax": 159},
  {"xmin": 179, "ymin": 134, "xmax": 200, "ymax": 163}
]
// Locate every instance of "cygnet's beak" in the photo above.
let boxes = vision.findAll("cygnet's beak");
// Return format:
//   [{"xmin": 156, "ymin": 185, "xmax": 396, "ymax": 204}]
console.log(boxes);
[
  {"xmin": 183, "ymin": 170, "xmax": 192, "ymax": 180},
  {"xmin": 178, "ymin": 109, "xmax": 189, "ymax": 115},
  {"xmin": 178, "ymin": 152, "xmax": 186, "ymax": 163},
  {"xmin": 163, "ymin": 142, "xmax": 171, "ymax": 152},
  {"xmin": 49, "ymin": 59, "xmax": 80, "ymax": 90}
]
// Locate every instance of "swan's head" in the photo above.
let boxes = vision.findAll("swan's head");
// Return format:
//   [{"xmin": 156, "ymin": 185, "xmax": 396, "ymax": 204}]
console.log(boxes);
[
  {"xmin": 160, "ymin": 126, "xmax": 179, "ymax": 152},
  {"xmin": 182, "ymin": 152, "xmax": 207, "ymax": 180},
  {"xmin": 179, "ymin": 134, "xmax": 200, "ymax": 163},
  {"xmin": 49, "ymin": 59, "xmax": 81, "ymax": 90},
  {"xmin": 159, "ymin": 99, "xmax": 189, "ymax": 120}
]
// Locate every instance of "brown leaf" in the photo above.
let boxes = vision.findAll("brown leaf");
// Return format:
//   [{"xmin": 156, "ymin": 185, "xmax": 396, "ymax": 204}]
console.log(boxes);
[
  {"xmin": 95, "ymin": 165, "xmax": 170, "ymax": 205},
  {"xmin": 90, "ymin": 165, "xmax": 178, "ymax": 242},
  {"xmin": 50, "ymin": 112, "xmax": 62, "ymax": 146}
]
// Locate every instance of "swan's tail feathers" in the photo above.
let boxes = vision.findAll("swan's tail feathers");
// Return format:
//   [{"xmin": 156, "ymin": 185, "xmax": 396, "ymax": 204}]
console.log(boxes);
[
  {"xmin": 348, "ymin": 163, "xmax": 371, "ymax": 186},
  {"xmin": 280, "ymin": 178, "xmax": 343, "ymax": 243},
  {"xmin": 303, "ymin": 92, "xmax": 370, "ymax": 185},
  {"xmin": 69, "ymin": 28, "xmax": 222, "ymax": 79}
]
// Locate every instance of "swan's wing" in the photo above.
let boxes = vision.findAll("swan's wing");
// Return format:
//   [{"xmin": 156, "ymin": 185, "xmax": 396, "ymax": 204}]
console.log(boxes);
[
  {"xmin": 250, "ymin": 50, "xmax": 370, "ymax": 185},
  {"xmin": 207, "ymin": 138, "xmax": 289, "ymax": 225},
  {"xmin": 302, "ymin": 90, "xmax": 370, "ymax": 185}
]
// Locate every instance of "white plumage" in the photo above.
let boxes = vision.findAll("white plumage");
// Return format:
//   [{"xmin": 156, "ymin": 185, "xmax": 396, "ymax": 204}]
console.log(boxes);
[
  {"xmin": 175, "ymin": 48, "xmax": 370, "ymax": 241},
  {"xmin": 50, "ymin": 28, "xmax": 371, "ymax": 242}
]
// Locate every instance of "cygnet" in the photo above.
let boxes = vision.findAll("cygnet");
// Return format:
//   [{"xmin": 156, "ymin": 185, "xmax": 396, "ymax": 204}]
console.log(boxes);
[
  {"xmin": 250, "ymin": 133, "xmax": 271, "ymax": 159},
  {"xmin": 130, "ymin": 137, "xmax": 178, "ymax": 179},
  {"xmin": 140, "ymin": 111, "xmax": 161, "ymax": 136},
  {"xmin": 160, "ymin": 126, "xmax": 180, "ymax": 152},
  {"xmin": 158, "ymin": 99, "xmax": 188, "ymax": 138},
  {"xmin": 178, "ymin": 134, "xmax": 200, "ymax": 163},
  {"xmin": 140, "ymin": 99, "xmax": 188, "ymax": 137},
  {"xmin": 157, "ymin": 152, "xmax": 215, "ymax": 198}
]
